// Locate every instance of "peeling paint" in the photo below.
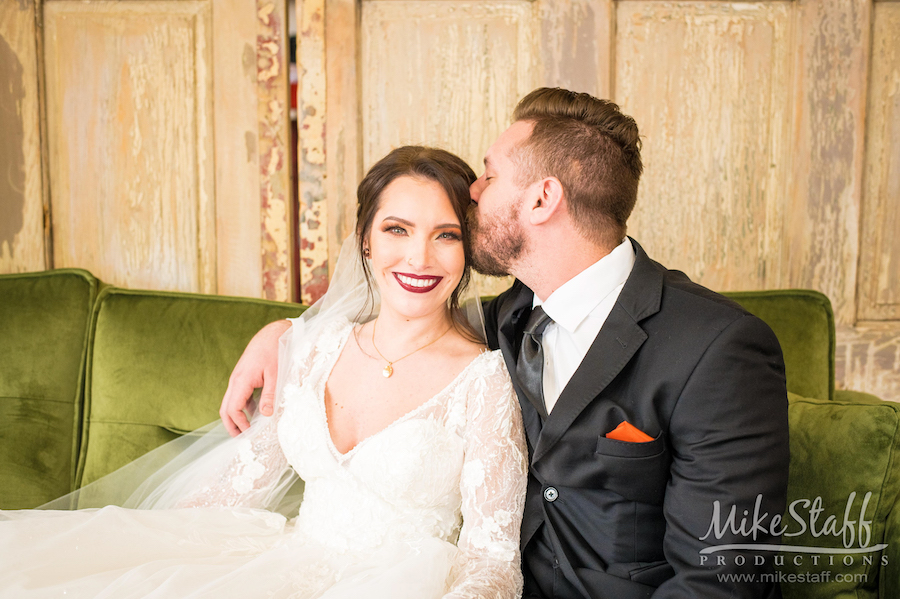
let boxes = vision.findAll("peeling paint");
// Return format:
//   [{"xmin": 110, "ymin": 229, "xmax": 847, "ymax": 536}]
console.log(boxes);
[
  {"xmin": 245, "ymin": 130, "xmax": 257, "ymax": 162},
  {"xmin": 304, "ymin": 260, "xmax": 330, "ymax": 305},
  {"xmin": 0, "ymin": 34, "xmax": 26, "ymax": 255},
  {"xmin": 0, "ymin": 0, "xmax": 47, "ymax": 272},
  {"xmin": 297, "ymin": 0, "xmax": 328, "ymax": 304},
  {"xmin": 256, "ymin": 0, "xmax": 292, "ymax": 301},
  {"xmin": 242, "ymin": 43, "xmax": 255, "ymax": 79},
  {"xmin": 837, "ymin": 324, "xmax": 900, "ymax": 403}
]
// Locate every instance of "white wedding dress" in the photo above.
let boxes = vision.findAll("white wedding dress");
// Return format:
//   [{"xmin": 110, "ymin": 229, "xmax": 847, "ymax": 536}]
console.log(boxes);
[{"xmin": 0, "ymin": 318, "xmax": 528, "ymax": 598}]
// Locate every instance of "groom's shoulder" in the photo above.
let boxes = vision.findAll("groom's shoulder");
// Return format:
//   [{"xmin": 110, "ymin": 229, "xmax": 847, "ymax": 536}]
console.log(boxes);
[{"xmin": 633, "ymin": 244, "xmax": 754, "ymax": 329}]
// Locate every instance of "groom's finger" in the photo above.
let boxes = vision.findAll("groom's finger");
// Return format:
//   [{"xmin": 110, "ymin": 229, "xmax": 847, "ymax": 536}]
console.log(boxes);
[
  {"xmin": 220, "ymin": 377, "xmax": 253, "ymax": 436},
  {"xmin": 259, "ymin": 366, "xmax": 277, "ymax": 417}
]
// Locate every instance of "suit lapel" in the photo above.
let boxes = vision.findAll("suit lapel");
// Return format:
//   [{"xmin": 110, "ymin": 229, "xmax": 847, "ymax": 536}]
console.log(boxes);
[
  {"xmin": 494, "ymin": 281, "xmax": 543, "ymax": 445},
  {"xmin": 531, "ymin": 305, "xmax": 646, "ymax": 463},
  {"xmin": 532, "ymin": 238, "xmax": 665, "ymax": 464}
]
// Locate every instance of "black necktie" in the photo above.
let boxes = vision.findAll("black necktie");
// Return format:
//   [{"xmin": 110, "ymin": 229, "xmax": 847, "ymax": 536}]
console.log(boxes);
[{"xmin": 517, "ymin": 306, "xmax": 552, "ymax": 419}]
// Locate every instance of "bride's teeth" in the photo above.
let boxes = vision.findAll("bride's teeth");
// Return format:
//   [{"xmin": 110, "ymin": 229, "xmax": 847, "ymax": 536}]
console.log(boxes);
[{"xmin": 398, "ymin": 274, "xmax": 437, "ymax": 287}]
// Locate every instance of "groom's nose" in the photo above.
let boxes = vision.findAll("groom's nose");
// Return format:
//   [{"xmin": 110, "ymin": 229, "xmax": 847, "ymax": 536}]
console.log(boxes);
[{"xmin": 470, "ymin": 177, "xmax": 485, "ymax": 202}]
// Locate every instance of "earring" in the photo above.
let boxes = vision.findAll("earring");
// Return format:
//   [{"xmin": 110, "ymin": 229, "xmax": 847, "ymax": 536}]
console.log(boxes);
[{"xmin": 364, "ymin": 248, "xmax": 370, "ymax": 257}]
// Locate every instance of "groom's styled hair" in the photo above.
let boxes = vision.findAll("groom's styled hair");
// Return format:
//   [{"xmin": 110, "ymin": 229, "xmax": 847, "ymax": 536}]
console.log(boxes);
[{"xmin": 511, "ymin": 88, "xmax": 643, "ymax": 250}]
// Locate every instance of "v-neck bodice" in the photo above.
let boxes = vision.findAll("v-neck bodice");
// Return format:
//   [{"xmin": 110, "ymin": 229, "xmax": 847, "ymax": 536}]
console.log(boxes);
[{"xmin": 276, "ymin": 318, "xmax": 505, "ymax": 552}]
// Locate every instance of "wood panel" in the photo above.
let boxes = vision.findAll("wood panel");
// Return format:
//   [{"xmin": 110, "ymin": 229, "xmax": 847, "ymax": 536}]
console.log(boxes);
[
  {"xmin": 43, "ymin": 1, "xmax": 215, "ymax": 293},
  {"xmin": 213, "ymin": 0, "xmax": 293, "ymax": 301},
  {"xmin": 296, "ymin": 0, "xmax": 329, "ymax": 304},
  {"xmin": 858, "ymin": 1, "xmax": 900, "ymax": 321},
  {"xmin": 322, "ymin": 0, "xmax": 362, "ymax": 298},
  {"xmin": 534, "ymin": 0, "xmax": 613, "ymax": 99},
  {"xmin": 212, "ymin": 0, "xmax": 262, "ymax": 299},
  {"xmin": 256, "ymin": 0, "xmax": 294, "ymax": 301},
  {"xmin": 0, "ymin": 0, "xmax": 47, "ymax": 273},
  {"xmin": 615, "ymin": 1, "xmax": 792, "ymax": 292},
  {"xmin": 361, "ymin": 1, "xmax": 536, "ymax": 173},
  {"xmin": 781, "ymin": 0, "xmax": 870, "ymax": 325}
]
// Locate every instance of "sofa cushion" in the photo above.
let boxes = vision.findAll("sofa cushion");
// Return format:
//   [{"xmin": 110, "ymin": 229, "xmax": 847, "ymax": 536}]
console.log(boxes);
[
  {"xmin": 0, "ymin": 269, "xmax": 99, "ymax": 508},
  {"xmin": 78, "ymin": 288, "xmax": 306, "ymax": 487},
  {"xmin": 778, "ymin": 392, "xmax": 900, "ymax": 599},
  {"xmin": 724, "ymin": 290, "xmax": 834, "ymax": 401}
]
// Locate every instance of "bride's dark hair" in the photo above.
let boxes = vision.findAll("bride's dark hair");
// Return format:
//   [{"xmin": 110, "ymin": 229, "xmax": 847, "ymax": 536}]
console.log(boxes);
[{"xmin": 356, "ymin": 146, "xmax": 481, "ymax": 342}]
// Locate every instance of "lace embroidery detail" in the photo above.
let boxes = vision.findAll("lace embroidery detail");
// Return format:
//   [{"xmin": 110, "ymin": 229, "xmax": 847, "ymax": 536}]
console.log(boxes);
[{"xmin": 231, "ymin": 439, "xmax": 269, "ymax": 494}]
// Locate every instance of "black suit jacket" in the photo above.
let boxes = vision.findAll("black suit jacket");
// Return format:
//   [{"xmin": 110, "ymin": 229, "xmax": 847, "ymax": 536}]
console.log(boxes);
[{"xmin": 483, "ymin": 238, "xmax": 790, "ymax": 599}]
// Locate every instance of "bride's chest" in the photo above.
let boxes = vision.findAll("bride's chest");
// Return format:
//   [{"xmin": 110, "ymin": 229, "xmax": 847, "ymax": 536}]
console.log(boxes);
[{"xmin": 277, "ymin": 381, "xmax": 467, "ymax": 506}]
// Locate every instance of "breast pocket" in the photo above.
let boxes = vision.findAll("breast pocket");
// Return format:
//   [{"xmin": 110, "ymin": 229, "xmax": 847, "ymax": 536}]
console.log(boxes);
[{"xmin": 591, "ymin": 432, "xmax": 670, "ymax": 504}]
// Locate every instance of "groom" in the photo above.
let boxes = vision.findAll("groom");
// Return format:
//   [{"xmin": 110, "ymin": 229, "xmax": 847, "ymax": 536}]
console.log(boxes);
[{"xmin": 220, "ymin": 87, "xmax": 790, "ymax": 598}]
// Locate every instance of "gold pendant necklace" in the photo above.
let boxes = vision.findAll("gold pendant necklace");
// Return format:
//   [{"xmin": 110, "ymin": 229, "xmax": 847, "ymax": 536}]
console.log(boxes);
[{"xmin": 370, "ymin": 318, "xmax": 452, "ymax": 378}]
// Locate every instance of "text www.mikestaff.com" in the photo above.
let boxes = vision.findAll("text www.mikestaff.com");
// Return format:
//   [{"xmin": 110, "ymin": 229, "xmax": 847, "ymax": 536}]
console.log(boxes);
[{"xmin": 717, "ymin": 572, "xmax": 868, "ymax": 584}]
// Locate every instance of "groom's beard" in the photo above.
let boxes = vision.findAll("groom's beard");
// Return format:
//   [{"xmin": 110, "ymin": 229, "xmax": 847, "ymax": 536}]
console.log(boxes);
[{"xmin": 467, "ymin": 200, "xmax": 526, "ymax": 277}]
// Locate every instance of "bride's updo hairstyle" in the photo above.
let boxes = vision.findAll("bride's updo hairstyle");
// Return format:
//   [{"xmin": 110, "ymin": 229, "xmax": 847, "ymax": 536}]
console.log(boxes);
[{"xmin": 356, "ymin": 146, "xmax": 481, "ymax": 342}]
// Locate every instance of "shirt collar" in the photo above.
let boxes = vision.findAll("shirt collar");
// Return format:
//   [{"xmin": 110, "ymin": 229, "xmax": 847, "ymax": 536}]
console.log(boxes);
[{"xmin": 533, "ymin": 237, "xmax": 635, "ymax": 332}]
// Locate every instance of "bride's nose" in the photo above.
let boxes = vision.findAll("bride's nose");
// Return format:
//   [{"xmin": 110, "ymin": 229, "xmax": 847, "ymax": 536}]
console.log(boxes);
[{"xmin": 406, "ymin": 237, "xmax": 432, "ymax": 270}]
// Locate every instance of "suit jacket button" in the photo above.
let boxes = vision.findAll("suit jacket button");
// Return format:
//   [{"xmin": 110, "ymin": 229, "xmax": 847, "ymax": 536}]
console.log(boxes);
[{"xmin": 543, "ymin": 486, "xmax": 559, "ymax": 502}]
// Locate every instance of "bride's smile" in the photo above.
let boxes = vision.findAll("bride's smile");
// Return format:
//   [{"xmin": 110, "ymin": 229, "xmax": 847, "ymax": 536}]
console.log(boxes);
[{"xmin": 393, "ymin": 272, "xmax": 442, "ymax": 292}]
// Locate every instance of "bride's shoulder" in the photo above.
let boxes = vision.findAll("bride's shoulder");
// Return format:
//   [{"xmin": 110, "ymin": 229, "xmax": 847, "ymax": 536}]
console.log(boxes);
[
  {"xmin": 458, "ymin": 343, "xmax": 509, "ymax": 384},
  {"xmin": 303, "ymin": 316, "xmax": 354, "ymax": 356}
]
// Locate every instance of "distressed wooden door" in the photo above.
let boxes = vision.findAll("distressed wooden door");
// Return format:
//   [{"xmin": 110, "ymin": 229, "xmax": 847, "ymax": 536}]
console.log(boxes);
[
  {"xmin": 1, "ymin": 0, "xmax": 294, "ymax": 300},
  {"xmin": 296, "ymin": 0, "xmax": 899, "ymax": 401}
]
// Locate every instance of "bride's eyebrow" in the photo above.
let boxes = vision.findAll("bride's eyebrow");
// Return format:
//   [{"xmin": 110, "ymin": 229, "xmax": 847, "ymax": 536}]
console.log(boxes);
[{"xmin": 382, "ymin": 217, "xmax": 414, "ymax": 227}]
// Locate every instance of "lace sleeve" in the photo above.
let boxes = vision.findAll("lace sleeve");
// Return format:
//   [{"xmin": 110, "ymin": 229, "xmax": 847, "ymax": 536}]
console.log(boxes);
[
  {"xmin": 444, "ymin": 353, "xmax": 528, "ymax": 599},
  {"xmin": 164, "ymin": 323, "xmax": 310, "ymax": 511},
  {"xmin": 170, "ymin": 412, "xmax": 292, "ymax": 509}
]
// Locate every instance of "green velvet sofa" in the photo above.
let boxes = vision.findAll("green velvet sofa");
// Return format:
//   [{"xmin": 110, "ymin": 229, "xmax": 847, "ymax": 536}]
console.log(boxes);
[{"xmin": 1, "ymin": 270, "xmax": 898, "ymax": 598}]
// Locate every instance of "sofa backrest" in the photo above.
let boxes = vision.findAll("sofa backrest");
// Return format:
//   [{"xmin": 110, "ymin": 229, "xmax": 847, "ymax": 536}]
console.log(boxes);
[
  {"xmin": 0, "ymin": 269, "xmax": 99, "ymax": 508},
  {"xmin": 77, "ymin": 287, "xmax": 306, "ymax": 487},
  {"xmin": 723, "ymin": 289, "xmax": 835, "ymax": 401}
]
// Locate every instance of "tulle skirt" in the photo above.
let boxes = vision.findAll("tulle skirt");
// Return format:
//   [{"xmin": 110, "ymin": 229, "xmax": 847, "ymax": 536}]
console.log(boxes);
[{"xmin": 0, "ymin": 505, "xmax": 458, "ymax": 598}]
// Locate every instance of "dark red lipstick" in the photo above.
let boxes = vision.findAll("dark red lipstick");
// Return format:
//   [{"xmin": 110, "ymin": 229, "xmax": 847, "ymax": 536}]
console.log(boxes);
[{"xmin": 393, "ymin": 272, "xmax": 443, "ymax": 293}]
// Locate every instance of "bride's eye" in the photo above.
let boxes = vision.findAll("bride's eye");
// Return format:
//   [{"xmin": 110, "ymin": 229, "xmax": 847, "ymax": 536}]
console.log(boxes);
[
  {"xmin": 383, "ymin": 225, "xmax": 407, "ymax": 235},
  {"xmin": 437, "ymin": 231, "xmax": 461, "ymax": 241}
]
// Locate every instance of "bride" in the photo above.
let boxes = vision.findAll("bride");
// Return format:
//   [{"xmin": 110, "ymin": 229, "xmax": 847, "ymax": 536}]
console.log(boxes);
[{"xmin": 0, "ymin": 147, "xmax": 528, "ymax": 598}]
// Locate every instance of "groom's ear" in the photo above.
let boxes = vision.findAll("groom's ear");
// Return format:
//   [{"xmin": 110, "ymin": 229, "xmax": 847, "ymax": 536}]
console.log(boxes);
[{"xmin": 528, "ymin": 177, "xmax": 565, "ymax": 225}]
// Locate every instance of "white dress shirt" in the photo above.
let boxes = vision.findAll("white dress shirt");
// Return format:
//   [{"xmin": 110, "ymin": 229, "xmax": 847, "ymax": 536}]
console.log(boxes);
[{"xmin": 533, "ymin": 238, "xmax": 635, "ymax": 413}]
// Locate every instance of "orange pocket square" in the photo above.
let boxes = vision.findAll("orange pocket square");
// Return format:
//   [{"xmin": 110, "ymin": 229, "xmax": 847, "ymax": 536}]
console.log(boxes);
[{"xmin": 605, "ymin": 421, "xmax": 654, "ymax": 443}]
